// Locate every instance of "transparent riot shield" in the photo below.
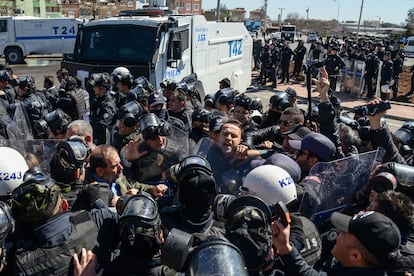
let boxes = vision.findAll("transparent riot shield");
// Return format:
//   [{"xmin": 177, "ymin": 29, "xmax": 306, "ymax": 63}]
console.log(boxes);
[
  {"xmin": 339, "ymin": 60, "xmax": 354, "ymax": 93},
  {"xmin": 6, "ymin": 102, "xmax": 34, "ymax": 142},
  {"xmin": 0, "ymin": 99, "xmax": 12, "ymax": 140},
  {"xmin": 164, "ymin": 123, "xmax": 190, "ymax": 161},
  {"xmin": 353, "ymin": 60, "xmax": 366, "ymax": 97},
  {"xmin": 194, "ymin": 137, "xmax": 253, "ymax": 194},
  {"xmin": 9, "ymin": 139, "xmax": 63, "ymax": 176},
  {"xmin": 299, "ymin": 147, "xmax": 385, "ymax": 225}
]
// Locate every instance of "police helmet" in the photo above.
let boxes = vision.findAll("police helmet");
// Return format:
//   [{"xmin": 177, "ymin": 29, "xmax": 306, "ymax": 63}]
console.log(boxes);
[
  {"xmin": 119, "ymin": 192, "xmax": 161, "ymax": 250},
  {"xmin": 112, "ymin": 67, "xmax": 133, "ymax": 85},
  {"xmin": 240, "ymin": 165, "xmax": 297, "ymax": 206},
  {"xmin": 191, "ymin": 108, "xmax": 210, "ymax": 124},
  {"xmin": 167, "ymin": 156, "xmax": 217, "ymax": 212},
  {"xmin": 250, "ymin": 97, "xmax": 263, "ymax": 113},
  {"xmin": 11, "ymin": 167, "xmax": 61, "ymax": 224},
  {"xmin": 88, "ymin": 73, "xmax": 111, "ymax": 88},
  {"xmin": 140, "ymin": 112, "xmax": 170, "ymax": 140},
  {"xmin": 394, "ymin": 121, "xmax": 414, "ymax": 146},
  {"xmin": 46, "ymin": 108, "xmax": 72, "ymax": 132},
  {"xmin": 269, "ymin": 91, "xmax": 290, "ymax": 111},
  {"xmin": 18, "ymin": 76, "xmax": 35, "ymax": 91},
  {"xmin": 50, "ymin": 137, "xmax": 90, "ymax": 188},
  {"xmin": 234, "ymin": 94, "xmax": 252, "ymax": 111},
  {"xmin": 214, "ymin": 88, "xmax": 235, "ymax": 107},
  {"xmin": 119, "ymin": 101, "xmax": 143, "ymax": 127},
  {"xmin": 0, "ymin": 147, "xmax": 28, "ymax": 197},
  {"xmin": 225, "ymin": 195, "xmax": 272, "ymax": 272},
  {"xmin": 0, "ymin": 70, "xmax": 10, "ymax": 82},
  {"xmin": 134, "ymin": 76, "xmax": 154, "ymax": 93}
]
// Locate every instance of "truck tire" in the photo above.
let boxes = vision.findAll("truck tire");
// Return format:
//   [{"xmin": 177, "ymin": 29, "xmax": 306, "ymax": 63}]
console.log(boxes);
[{"xmin": 5, "ymin": 47, "xmax": 24, "ymax": 64}]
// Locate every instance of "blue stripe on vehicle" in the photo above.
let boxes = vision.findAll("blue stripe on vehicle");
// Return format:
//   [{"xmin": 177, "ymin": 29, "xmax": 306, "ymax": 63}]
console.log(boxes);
[{"xmin": 16, "ymin": 36, "xmax": 76, "ymax": 40}]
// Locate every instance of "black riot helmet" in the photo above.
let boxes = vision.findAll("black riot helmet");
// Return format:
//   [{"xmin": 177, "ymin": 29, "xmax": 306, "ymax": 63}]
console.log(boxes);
[
  {"xmin": 394, "ymin": 121, "xmax": 414, "ymax": 147},
  {"xmin": 225, "ymin": 195, "xmax": 273, "ymax": 272},
  {"xmin": 134, "ymin": 76, "xmax": 154, "ymax": 93},
  {"xmin": 187, "ymin": 236, "xmax": 248, "ymax": 276},
  {"xmin": 118, "ymin": 101, "xmax": 143, "ymax": 127},
  {"xmin": 167, "ymin": 155, "xmax": 217, "ymax": 215},
  {"xmin": 140, "ymin": 112, "xmax": 171, "ymax": 140},
  {"xmin": 50, "ymin": 136, "xmax": 90, "ymax": 189},
  {"xmin": 0, "ymin": 69, "xmax": 10, "ymax": 82},
  {"xmin": 234, "ymin": 94, "xmax": 252, "ymax": 111},
  {"xmin": 269, "ymin": 91, "xmax": 291, "ymax": 111},
  {"xmin": 88, "ymin": 73, "xmax": 111, "ymax": 88},
  {"xmin": 250, "ymin": 97, "xmax": 263, "ymax": 113},
  {"xmin": 214, "ymin": 88, "xmax": 236, "ymax": 107},
  {"xmin": 33, "ymin": 108, "xmax": 72, "ymax": 138},
  {"xmin": 118, "ymin": 192, "xmax": 162, "ymax": 258}
]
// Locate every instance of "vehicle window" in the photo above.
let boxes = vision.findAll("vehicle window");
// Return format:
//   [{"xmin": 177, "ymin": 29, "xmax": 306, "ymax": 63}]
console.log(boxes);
[
  {"xmin": 408, "ymin": 40, "xmax": 414, "ymax": 46},
  {"xmin": 80, "ymin": 25, "xmax": 157, "ymax": 63},
  {"xmin": 0, "ymin": 20, "xmax": 7, "ymax": 33}
]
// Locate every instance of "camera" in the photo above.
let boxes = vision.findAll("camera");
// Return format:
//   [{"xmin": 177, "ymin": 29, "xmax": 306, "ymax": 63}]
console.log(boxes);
[
  {"xmin": 303, "ymin": 61, "xmax": 324, "ymax": 76},
  {"xmin": 353, "ymin": 101, "xmax": 391, "ymax": 116}
]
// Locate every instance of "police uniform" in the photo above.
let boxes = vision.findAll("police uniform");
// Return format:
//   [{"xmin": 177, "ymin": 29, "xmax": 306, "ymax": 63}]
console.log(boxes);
[
  {"xmin": 324, "ymin": 50, "xmax": 346, "ymax": 92},
  {"xmin": 90, "ymin": 91, "xmax": 117, "ymax": 145},
  {"xmin": 364, "ymin": 53, "xmax": 380, "ymax": 99},
  {"xmin": 279, "ymin": 45, "xmax": 295, "ymax": 84}
]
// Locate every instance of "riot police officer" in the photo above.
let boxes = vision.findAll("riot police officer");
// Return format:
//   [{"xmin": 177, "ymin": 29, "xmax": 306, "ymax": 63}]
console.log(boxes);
[
  {"xmin": 7, "ymin": 76, "xmax": 49, "ymax": 138},
  {"xmin": 324, "ymin": 46, "xmax": 346, "ymax": 92},
  {"xmin": 380, "ymin": 51, "xmax": 394, "ymax": 100},
  {"xmin": 293, "ymin": 40, "xmax": 307, "ymax": 78},
  {"xmin": 364, "ymin": 52, "xmax": 380, "ymax": 99},
  {"xmin": 279, "ymin": 41, "xmax": 295, "ymax": 84},
  {"xmin": 0, "ymin": 69, "xmax": 15, "ymax": 104},
  {"xmin": 89, "ymin": 73, "xmax": 118, "ymax": 145},
  {"xmin": 392, "ymin": 50, "xmax": 404, "ymax": 99}
]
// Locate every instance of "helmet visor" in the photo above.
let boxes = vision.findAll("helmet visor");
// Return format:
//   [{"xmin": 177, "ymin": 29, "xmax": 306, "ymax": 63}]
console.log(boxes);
[{"xmin": 188, "ymin": 244, "xmax": 248, "ymax": 276}]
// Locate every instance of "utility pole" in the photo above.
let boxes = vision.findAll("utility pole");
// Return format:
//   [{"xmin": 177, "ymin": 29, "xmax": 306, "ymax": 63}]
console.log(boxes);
[
  {"xmin": 279, "ymin": 7, "xmax": 285, "ymax": 24},
  {"xmin": 305, "ymin": 7, "xmax": 309, "ymax": 31},
  {"xmin": 216, "ymin": 0, "xmax": 220, "ymax": 22},
  {"xmin": 264, "ymin": 0, "xmax": 268, "ymax": 33},
  {"xmin": 356, "ymin": 0, "xmax": 364, "ymax": 36}
]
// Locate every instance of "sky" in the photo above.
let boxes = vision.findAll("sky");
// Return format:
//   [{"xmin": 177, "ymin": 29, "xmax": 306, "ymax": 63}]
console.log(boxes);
[{"xmin": 202, "ymin": 0, "xmax": 412, "ymax": 25}]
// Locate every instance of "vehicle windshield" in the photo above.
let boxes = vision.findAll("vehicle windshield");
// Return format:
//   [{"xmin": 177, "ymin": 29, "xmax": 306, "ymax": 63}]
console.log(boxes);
[
  {"xmin": 281, "ymin": 26, "xmax": 296, "ymax": 32},
  {"xmin": 79, "ymin": 25, "xmax": 158, "ymax": 63}
]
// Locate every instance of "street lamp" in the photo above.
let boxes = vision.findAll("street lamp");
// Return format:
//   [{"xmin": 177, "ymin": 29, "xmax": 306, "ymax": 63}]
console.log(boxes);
[
  {"xmin": 333, "ymin": 0, "xmax": 340, "ymax": 24},
  {"xmin": 216, "ymin": 0, "xmax": 220, "ymax": 21}
]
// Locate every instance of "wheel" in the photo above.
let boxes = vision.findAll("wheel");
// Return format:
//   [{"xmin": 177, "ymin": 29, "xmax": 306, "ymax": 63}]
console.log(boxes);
[{"xmin": 5, "ymin": 47, "xmax": 23, "ymax": 64}]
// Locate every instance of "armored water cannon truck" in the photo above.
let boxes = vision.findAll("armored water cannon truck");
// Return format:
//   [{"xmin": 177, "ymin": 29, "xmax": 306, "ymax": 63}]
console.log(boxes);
[
  {"xmin": 61, "ymin": 14, "xmax": 253, "ymax": 99},
  {"xmin": 0, "ymin": 16, "xmax": 82, "ymax": 64}
]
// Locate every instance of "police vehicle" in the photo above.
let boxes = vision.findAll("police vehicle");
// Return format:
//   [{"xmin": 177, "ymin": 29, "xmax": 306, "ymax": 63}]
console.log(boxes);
[
  {"xmin": 0, "ymin": 16, "xmax": 82, "ymax": 64},
  {"xmin": 61, "ymin": 8, "xmax": 253, "ymax": 99}
]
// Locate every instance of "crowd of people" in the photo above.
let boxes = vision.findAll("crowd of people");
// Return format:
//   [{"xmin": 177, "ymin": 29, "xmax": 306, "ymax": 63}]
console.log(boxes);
[
  {"xmin": 0, "ymin": 54, "xmax": 412, "ymax": 276},
  {"xmin": 253, "ymin": 35, "xmax": 414, "ymax": 100}
]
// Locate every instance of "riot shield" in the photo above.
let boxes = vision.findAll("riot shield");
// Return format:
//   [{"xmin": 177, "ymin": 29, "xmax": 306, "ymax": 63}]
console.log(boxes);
[
  {"xmin": 0, "ymin": 99, "xmax": 11, "ymax": 140},
  {"xmin": 164, "ymin": 123, "xmax": 190, "ymax": 161},
  {"xmin": 194, "ymin": 137, "xmax": 253, "ymax": 194},
  {"xmin": 353, "ymin": 60, "xmax": 365, "ymax": 97},
  {"xmin": 9, "ymin": 139, "xmax": 63, "ymax": 175},
  {"xmin": 299, "ymin": 147, "xmax": 385, "ymax": 225},
  {"xmin": 6, "ymin": 102, "xmax": 33, "ymax": 142},
  {"xmin": 339, "ymin": 60, "xmax": 354, "ymax": 93}
]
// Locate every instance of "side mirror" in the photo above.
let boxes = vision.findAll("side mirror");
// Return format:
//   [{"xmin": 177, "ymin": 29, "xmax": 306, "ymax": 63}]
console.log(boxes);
[{"xmin": 172, "ymin": 40, "xmax": 182, "ymax": 60}]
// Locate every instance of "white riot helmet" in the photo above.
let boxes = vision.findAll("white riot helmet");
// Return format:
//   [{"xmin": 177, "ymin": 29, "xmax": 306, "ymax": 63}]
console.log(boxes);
[
  {"xmin": 0, "ymin": 147, "xmax": 28, "ymax": 196},
  {"xmin": 240, "ymin": 165, "xmax": 297, "ymax": 206}
]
